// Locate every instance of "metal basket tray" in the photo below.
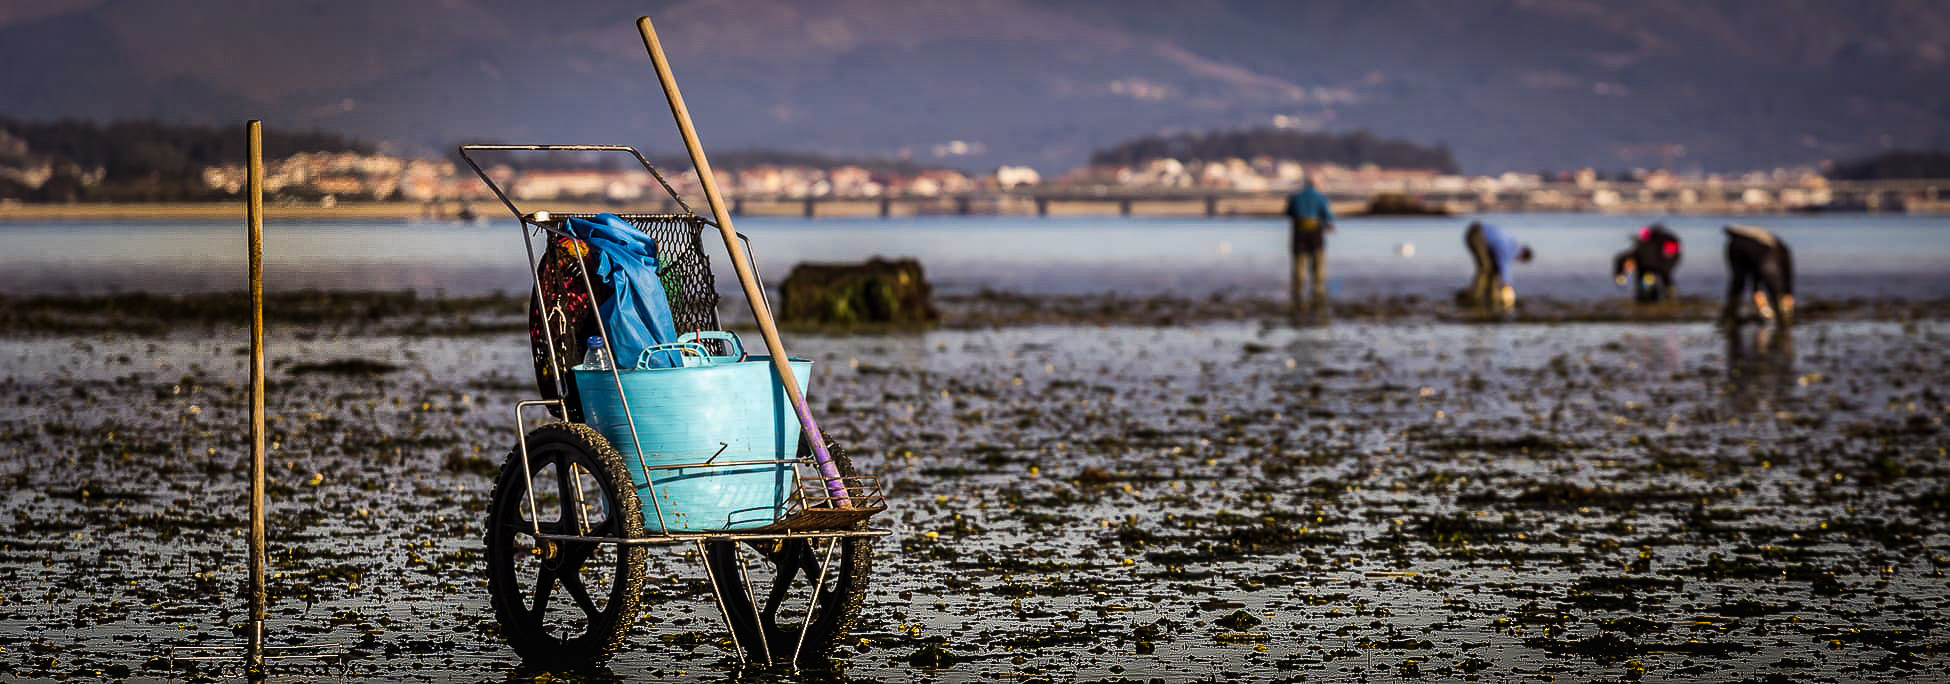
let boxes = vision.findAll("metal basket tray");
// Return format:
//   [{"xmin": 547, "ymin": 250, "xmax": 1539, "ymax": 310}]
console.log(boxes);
[{"xmin": 761, "ymin": 465, "xmax": 888, "ymax": 532}]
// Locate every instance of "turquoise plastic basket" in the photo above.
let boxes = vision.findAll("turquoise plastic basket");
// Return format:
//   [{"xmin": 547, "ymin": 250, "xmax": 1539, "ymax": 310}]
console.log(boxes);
[{"xmin": 573, "ymin": 332, "xmax": 811, "ymax": 533}]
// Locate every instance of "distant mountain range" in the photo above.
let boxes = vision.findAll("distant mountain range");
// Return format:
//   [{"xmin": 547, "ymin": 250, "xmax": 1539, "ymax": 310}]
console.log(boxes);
[
  {"xmin": 4, "ymin": 0, "xmax": 1947, "ymax": 173},
  {"xmin": 1090, "ymin": 128, "xmax": 1459, "ymax": 173}
]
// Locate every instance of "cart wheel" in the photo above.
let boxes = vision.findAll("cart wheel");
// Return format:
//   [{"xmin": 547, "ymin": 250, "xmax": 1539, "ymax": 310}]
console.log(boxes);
[
  {"xmin": 485, "ymin": 423, "xmax": 647, "ymax": 668},
  {"xmin": 706, "ymin": 444, "xmax": 873, "ymax": 665}
]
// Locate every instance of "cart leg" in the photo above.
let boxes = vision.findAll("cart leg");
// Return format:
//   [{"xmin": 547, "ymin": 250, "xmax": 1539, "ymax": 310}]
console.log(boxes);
[
  {"xmin": 735, "ymin": 548, "xmax": 774, "ymax": 664},
  {"xmin": 511, "ymin": 401, "xmax": 561, "ymax": 537},
  {"xmin": 791, "ymin": 537, "xmax": 842, "ymax": 667},
  {"xmin": 567, "ymin": 466, "xmax": 592, "ymax": 536},
  {"xmin": 695, "ymin": 540, "xmax": 748, "ymax": 665}
]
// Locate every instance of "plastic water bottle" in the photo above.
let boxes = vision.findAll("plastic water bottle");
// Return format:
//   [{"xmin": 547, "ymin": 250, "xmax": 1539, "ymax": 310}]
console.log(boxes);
[{"xmin": 581, "ymin": 336, "xmax": 611, "ymax": 371}]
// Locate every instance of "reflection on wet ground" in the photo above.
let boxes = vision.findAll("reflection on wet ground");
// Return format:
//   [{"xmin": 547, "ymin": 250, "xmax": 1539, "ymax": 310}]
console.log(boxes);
[
  {"xmin": 1, "ymin": 309, "xmax": 1947, "ymax": 682},
  {"xmin": 1725, "ymin": 323, "xmax": 1796, "ymax": 415}
]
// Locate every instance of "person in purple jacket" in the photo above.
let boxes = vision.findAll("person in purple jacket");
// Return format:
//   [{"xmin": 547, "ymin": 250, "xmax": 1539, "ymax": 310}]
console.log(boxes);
[{"xmin": 1462, "ymin": 221, "xmax": 1533, "ymax": 309}]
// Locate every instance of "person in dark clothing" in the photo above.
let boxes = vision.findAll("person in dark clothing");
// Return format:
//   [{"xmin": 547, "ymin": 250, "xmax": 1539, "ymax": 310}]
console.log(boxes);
[
  {"xmin": 1613, "ymin": 224, "xmax": 1683, "ymax": 302},
  {"xmin": 1284, "ymin": 175, "xmax": 1335, "ymax": 310},
  {"xmin": 1722, "ymin": 224, "xmax": 1794, "ymax": 323},
  {"xmin": 1462, "ymin": 221, "xmax": 1533, "ymax": 309}
]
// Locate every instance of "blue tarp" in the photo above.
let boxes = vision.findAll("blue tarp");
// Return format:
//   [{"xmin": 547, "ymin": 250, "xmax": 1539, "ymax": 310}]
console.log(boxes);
[{"xmin": 566, "ymin": 213, "xmax": 682, "ymax": 369}]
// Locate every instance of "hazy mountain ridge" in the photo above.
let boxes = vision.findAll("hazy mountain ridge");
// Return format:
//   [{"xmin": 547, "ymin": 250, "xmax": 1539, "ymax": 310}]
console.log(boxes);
[{"xmin": 2, "ymin": 0, "xmax": 1945, "ymax": 172}]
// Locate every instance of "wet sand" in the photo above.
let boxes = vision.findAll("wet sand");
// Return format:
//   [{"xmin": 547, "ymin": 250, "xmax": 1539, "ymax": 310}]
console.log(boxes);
[
  {"xmin": 6, "ymin": 289, "xmax": 1948, "ymax": 335},
  {"xmin": 1, "ymin": 293, "xmax": 1947, "ymax": 682}
]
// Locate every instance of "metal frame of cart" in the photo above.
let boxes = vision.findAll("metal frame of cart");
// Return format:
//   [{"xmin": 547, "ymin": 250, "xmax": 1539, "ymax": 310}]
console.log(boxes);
[{"xmin": 462, "ymin": 143, "xmax": 888, "ymax": 669}]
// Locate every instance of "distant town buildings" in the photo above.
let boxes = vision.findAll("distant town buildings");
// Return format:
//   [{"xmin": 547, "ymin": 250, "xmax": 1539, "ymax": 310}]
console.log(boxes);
[
  {"xmin": 4, "ymin": 143, "xmax": 1940, "ymax": 215},
  {"xmin": 994, "ymin": 165, "xmax": 1040, "ymax": 189},
  {"xmin": 201, "ymin": 153, "xmax": 481, "ymax": 202},
  {"xmin": 1064, "ymin": 157, "xmax": 1447, "ymax": 194}
]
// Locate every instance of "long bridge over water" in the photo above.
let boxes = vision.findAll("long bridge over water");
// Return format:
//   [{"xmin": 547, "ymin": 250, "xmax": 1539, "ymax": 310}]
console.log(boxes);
[{"xmin": 722, "ymin": 178, "xmax": 1950, "ymax": 219}]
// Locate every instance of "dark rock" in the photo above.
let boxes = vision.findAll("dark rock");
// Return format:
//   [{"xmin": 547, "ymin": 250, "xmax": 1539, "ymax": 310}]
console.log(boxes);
[
  {"xmin": 779, "ymin": 257, "xmax": 938, "ymax": 327},
  {"xmin": 1363, "ymin": 193, "xmax": 1450, "ymax": 216},
  {"xmin": 1215, "ymin": 609, "xmax": 1262, "ymax": 630},
  {"xmin": 906, "ymin": 640, "xmax": 957, "ymax": 668}
]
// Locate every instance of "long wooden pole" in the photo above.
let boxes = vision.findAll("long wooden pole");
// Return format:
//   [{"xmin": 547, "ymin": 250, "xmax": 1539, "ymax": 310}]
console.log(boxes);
[
  {"xmin": 245, "ymin": 120, "xmax": 268, "ymax": 676},
  {"xmin": 637, "ymin": 16, "xmax": 848, "ymax": 502}
]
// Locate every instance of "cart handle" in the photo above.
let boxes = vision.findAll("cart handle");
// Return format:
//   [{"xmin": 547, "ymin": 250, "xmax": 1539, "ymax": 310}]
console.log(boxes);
[
  {"xmin": 456, "ymin": 144, "xmax": 698, "ymax": 224},
  {"xmin": 634, "ymin": 341, "xmax": 713, "ymax": 369},
  {"xmin": 679, "ymin": 331, "xmax": 747, "ymax": 363}
]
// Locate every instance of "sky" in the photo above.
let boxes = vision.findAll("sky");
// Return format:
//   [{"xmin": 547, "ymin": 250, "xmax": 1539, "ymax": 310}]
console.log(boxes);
[{"xmin": 2, "ymin": 0, "xmax": 1948, "ymax": 172}]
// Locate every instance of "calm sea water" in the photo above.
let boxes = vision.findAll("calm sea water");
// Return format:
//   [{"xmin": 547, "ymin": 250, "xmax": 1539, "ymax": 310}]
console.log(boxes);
[{"xmin": 2, "ymin": 213, "xmax": 1947, "ymax": 299}]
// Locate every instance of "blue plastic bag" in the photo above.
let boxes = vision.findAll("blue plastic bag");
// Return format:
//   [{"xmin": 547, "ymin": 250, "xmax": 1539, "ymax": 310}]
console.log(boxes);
[{"xmin": 565, "ymin": 213, "xmax": 682, "ymax": 369}]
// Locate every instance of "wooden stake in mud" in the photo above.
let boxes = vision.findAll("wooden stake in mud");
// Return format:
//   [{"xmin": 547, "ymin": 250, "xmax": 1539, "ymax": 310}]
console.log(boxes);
[
  {"xmin": 636, "ymin": 16, "xmax": 850, "ymax": 503},
  {"xmin": 245, "ymin": 120, "xmax": 268, "ymax": 676}
]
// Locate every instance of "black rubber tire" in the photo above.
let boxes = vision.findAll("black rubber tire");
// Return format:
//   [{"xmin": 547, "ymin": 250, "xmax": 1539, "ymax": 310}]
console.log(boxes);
[
  {"xmin": 485, "ymin": 423, "xmax": 648, "ymax": 669},
  {"xmin": 705, "ymin": 444, "xmax": 874, "ymax": 665}
]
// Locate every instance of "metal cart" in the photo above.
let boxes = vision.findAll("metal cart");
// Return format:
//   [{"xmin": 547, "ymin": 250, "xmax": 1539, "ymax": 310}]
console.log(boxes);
[{"xmin": 460, "ymin": 143, "xmax": 888, "ymax": 670}]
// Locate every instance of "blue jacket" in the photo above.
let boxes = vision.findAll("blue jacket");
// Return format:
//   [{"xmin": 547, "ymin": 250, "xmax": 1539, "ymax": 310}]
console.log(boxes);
[
  {"xmin": 1284, "ymin": 183, "xmax": 1334, "ymax": 251},
  {"xmin": 566, "ymin": 213, "xmax": 683, "ymax": 369},
  {"xmin": 1284, "ymin": 183, "xmax": 1333, "ymax": 224},
  {"xmin": 1480, "ymin": 223, "xmax": 1521, "ymax": 286}
]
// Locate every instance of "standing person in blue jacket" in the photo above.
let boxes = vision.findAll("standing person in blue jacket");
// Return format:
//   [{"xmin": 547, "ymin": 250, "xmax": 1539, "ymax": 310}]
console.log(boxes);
[
  {"xmin": 1284, "ymin": 173, "xmax": 1336, "ymax": 311},
  {"xmin": 1462, "ymin": 221, "xmax": 1533, "ymax": 309}
]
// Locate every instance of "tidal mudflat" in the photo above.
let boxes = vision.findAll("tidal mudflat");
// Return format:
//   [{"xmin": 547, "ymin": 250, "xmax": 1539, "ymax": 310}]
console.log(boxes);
[{"xmin": 1, "ymin": 296, "xmax": 1947, "ymax": 682}]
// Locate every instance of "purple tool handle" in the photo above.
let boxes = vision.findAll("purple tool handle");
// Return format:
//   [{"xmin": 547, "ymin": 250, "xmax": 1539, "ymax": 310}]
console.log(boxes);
[{"xmin": 796, "ymin": 402, "xmax": 852, "ymax": 506}]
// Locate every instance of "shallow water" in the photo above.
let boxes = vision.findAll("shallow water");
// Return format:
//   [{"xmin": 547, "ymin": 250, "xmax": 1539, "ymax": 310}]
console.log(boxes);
[
  {"xmin": 4, "ymin": 213, "xmax": 1950, "ymax": 300},
  {"xmin": 2, "ymin": 314, "xmax": 1947, "ymax": 682}
]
